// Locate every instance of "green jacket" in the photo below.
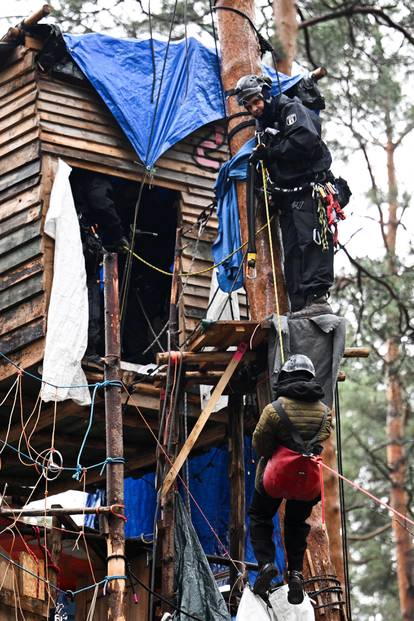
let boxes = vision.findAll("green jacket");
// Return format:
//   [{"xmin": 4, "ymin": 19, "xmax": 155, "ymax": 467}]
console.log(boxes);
[{"xmin": 253, "ymin": 396, "xmax": 332, "ymax": 491}]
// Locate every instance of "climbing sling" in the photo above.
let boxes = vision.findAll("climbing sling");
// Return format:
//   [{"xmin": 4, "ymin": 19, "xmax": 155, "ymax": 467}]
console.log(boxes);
[{"xmin": 263, "ymin": 400, "xmax": 328, "ymax": 501}]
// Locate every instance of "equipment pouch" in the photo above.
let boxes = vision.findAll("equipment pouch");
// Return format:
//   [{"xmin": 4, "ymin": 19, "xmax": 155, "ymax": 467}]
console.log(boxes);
[{"xmin": 335, "ymin": 176, "xmax": 352, "ymax": 208}]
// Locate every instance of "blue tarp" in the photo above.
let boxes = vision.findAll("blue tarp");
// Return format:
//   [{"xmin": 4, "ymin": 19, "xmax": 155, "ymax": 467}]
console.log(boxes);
[
  {"xmin": 87, "ymin": 439, "xmax": 286, "ymax": 578},
  {"xmin": 211, "ymin": 138, "xmax": 256, "ymax": 292},
  {"xmin": 63, "ymin": 34, "xmax": 225, "ymax": 168},
  {"xmin": 63, "ymin": 33, "xmax": 303, "ymax": 169}
]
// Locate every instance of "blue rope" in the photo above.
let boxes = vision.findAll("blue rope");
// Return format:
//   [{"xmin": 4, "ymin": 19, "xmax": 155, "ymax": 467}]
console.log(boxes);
[
  {"xmin": 99, "ymin": 456, "xmax": 126, "ymax": 475},
  {"xmin": 0, "ymin": 351, "xmax": 97, "ymax": 389},
  {"xmin": 73, "ymin": 380, "xmax": 123, "ymax": 481}
]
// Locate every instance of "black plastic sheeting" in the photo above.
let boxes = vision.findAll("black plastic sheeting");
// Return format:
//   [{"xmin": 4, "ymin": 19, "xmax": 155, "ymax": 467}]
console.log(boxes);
[
  {"xmin": 268, "ymin": 313, "xmax": 347, "ymax": 408},
  {"xmin": 174, "ymin": 494, "xmax": 231, "ymax": 621}
]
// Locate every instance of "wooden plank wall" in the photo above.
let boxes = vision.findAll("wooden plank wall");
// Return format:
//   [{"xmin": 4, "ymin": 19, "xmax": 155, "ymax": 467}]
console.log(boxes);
[
  {"xmin": 0, "ymin": 47, "xmax": 46, "ymax": 380},
  {"xmin": 0, "ymin": 44, "xmax": 248, "ymax": 382},
  {"xmin": 36, "ymin": 65, "xmax": 248, "ymax": 339}
]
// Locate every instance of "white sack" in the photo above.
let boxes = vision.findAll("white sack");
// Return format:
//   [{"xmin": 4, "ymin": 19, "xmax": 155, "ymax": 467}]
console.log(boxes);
[
  {"xmin": 40, "ymin": 159, "xmax": 91, "ymax": 406},
  {"xmin": 236, "ymin": 585, "xmax": 315, "ymax": 621},
  {"xmin": 236, "ymin": 586, "xmax": 273, "ymax": 621},
  {"xmin": 269, "ymin": 585, "xmax": 315, "ymax": 621}
]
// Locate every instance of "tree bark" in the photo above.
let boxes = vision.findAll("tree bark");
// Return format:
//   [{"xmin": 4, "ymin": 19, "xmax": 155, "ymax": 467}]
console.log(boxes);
[
  {"xmin": 273, "ymin": 0, "xmax": 298, "ymax": 75},
  {"xmin": 216, "ymin": 0, "xmax": 288, "ymax": 320},
  {"xmin": 384, "ymin": 121, "xmax": 414, "ymax": 620}
]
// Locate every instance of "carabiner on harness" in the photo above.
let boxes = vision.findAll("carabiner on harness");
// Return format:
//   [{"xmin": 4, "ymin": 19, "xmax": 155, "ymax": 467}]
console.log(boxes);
[{"xmin": 313, "ymin": 228, "xmax": 322, "ymax": 245}]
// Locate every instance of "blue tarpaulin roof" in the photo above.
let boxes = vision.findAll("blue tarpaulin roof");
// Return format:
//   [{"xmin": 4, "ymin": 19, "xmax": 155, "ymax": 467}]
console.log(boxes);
[{"xmin": 63, "ymin": 33, "xmax": 303, "ymax": 168}]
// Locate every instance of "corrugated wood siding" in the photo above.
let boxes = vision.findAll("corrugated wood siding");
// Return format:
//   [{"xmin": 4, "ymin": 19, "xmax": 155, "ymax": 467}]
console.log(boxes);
[
  {"xmin": 0, "ymin": 48, "xmax": 46, "ymax": 377},
  {"xmin": 0, "ymin": 46, "xmax": 248, "ymax": 381},
  {"xmin": 36, "ymin": 70, "xmax": 247, "ymax": 339}
]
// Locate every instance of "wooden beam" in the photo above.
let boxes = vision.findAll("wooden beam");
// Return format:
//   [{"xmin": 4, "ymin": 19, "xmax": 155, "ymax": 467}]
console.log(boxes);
[{"xmin": 161, "ymin": 343, "xmax": 247, "ymax": 498}]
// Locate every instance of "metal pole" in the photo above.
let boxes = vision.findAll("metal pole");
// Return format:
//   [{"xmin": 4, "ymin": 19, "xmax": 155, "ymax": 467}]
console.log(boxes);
[{"xmin": 103, "ymin": 252, "xmax": 126, "ymax": 621}]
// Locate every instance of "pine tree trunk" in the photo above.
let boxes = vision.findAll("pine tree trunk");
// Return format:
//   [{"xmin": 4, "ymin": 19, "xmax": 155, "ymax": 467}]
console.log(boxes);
[
  {"xmin": 273, "ymin": 0, "xmax": 298, "ymax": 75},
  {"xmin": 384, "ymin": 124, "xmax": 414, "ymax": 620}
]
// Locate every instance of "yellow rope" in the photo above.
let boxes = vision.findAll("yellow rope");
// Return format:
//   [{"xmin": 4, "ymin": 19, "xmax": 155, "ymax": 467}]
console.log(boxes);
[
  {"xmin": 261, "ymin": 162, "xmax": 285, "ymax": 364},
  {"xmin": 124, "ymin": 220, "xmax": 271, "ymax": 278}
]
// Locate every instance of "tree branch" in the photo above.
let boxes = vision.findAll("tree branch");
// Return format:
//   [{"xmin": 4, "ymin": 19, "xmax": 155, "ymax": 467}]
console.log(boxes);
[
  {"xmin": 298, "ymin": 5, "xmax": 414, "ymax": 46},
  {"xmin": 348, "ymin": 522, "xmax": 392, "ymax": 541}
]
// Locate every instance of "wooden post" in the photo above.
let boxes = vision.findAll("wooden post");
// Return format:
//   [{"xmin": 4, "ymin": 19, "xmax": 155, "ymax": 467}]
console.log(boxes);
[
  {"xmin": 228, "ymin": 395, "xmax": 245, "ymax": 593},
  {"xmin": 103, "ymin": 252, "xmax": 126, "ymax": 621},
  {"xmin": 159, "ymin": 228, "xmax": 182, "ymax": 607},
  {"xmin": 216, "ymin": 0, "xmax": 288, "ymax": 320}
]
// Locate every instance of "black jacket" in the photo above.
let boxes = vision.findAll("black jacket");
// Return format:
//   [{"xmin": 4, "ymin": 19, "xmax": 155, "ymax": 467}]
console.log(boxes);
[{"xmin": 257, "ymin": 94, "xmax": 332, "ymax": 186}]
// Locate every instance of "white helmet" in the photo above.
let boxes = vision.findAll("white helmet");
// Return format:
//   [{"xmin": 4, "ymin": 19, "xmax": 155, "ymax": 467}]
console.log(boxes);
[{"xmin": 280, "ymin": 354, "xmax": 315, "ymax": 377}]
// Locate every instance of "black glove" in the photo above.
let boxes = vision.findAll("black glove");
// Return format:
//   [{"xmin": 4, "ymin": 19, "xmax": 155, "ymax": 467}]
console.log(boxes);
[{"xmin": 249, "ymin": 143, "xmax": 269, "ymax": 165}]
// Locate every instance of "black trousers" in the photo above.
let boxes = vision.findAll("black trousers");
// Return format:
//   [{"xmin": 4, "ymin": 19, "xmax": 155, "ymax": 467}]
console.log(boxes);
[
  {"xmin": 248, "ymin": 488, "xmax": 319, "ymax": 572},
  {"xmin": 277, "ymin": 189, "xmax": 334, "ymax": 311}
]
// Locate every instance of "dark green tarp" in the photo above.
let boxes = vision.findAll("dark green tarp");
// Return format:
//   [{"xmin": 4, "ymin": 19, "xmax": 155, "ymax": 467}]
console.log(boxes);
[{"xmin": 175, "ymin": 493, "xmax": 231, "ymax": 621}]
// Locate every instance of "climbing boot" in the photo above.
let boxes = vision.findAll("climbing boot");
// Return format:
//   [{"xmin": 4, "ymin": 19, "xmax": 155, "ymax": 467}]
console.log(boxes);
[
  {"xmin": 287, "ymin": 570, "xmax": 304, "ymax": 605},
  {"xmin": 253, "ymin": 563, "xmax": 278, "ymax": 598}
]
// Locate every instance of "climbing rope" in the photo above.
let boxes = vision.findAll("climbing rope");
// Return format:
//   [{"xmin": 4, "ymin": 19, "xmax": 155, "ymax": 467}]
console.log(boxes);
[{"xmin": 261, "ymin": 161, "xmax": 285, "ymax": 364}]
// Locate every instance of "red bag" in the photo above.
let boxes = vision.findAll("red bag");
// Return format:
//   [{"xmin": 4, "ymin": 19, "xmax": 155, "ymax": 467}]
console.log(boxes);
[
  {"xmin": 263, "ymin": 445, "xmax": 321, "ymax": 501},
  {"xmin": 262, "ymin": 400, "xmax": 327, "ymax": 501}
]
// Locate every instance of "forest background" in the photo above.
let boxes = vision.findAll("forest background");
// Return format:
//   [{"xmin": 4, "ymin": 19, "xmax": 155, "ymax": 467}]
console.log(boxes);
[{"xmin": 1, "ymin": 2, "xmax": 413, "ymax": 620}]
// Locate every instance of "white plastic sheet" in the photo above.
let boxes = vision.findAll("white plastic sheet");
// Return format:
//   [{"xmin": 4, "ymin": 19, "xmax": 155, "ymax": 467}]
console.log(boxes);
[
  {"xmin": 40, "ymin": 159, "xmax": 91, "ymax": 406},
  {"xmin": 237, "ymin": 585, "xmax": 315, "ymax": 621},
  {"xmin": 199, "ymin": 269, "xmax": 244, "ymax": 411}
]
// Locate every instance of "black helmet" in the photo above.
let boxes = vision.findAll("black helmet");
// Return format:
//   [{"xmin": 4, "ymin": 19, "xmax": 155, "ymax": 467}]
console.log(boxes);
[
  {"xmin": 280, "ymin": 354, "xmax": 316, "ymax": 378},
  {"xmin": 234, "ymin": 74, "xmax": 272, "ymax": 106}
]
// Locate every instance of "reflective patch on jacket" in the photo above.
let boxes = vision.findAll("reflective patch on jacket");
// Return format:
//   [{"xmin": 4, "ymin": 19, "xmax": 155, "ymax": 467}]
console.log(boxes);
[{"xmin": 286, "ymin": 113, "xmax": 297, "ymax": 126}]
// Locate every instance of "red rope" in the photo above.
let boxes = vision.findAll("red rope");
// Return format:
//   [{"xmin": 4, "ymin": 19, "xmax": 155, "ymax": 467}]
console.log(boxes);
[{"xmin": 315, "ymin": 458, "xmax": 414, "ymax": 528}]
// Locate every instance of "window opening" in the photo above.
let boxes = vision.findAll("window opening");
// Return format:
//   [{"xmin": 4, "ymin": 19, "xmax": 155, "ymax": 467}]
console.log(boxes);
[{"xmin": 69, "ymin": 168, "xmax": 178, "ymax": 368}]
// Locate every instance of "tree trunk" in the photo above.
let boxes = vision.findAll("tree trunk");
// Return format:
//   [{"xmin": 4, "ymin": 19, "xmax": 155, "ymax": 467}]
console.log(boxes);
[
  {"xmin": 216, "ymin": 0, "xmax": 288, "ymax": 320},
  {"xmin": 384, "ymin": 123, "xmax": 414, "ymax": 620},
  {"xmin": 273, "ymin": 0, "xmax": 298, "ymax": 75}
]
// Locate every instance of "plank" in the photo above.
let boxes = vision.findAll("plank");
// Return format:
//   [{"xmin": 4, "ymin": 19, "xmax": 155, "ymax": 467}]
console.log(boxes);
[
  {"xmin": 39, "ymin": 109, "xmax": 122, "ymax": 139},
  {"xmin": 0, "ymin": 173, "xmax": 40, "ymax": 204},
  {"xmin": 0, "ymin": 102, "xmax": 36, "ymax": 133},
  {"xmin": 0, "ymin": 81, "xmax": 36, "ymax": 109},
  {"xmin": 187, "ymin": 320, "xmax": 267, "ymax": 352},
  {"xmin": 0, "ymin": 187, "xmax": 41, "ymax": 222},
  {"xmin": 0, "ymin": 317, "xmax": 45, "ymax": 354},
  {"xmin": 40, "ymin": 130, "xmax": 134, "ymax": 161},
  {"xmin": 0, "ymin": 220, "xmax": 42, "ymax": 258},
  {"xmin": 38, "ymin": 88, "xmax": 107, "ymax": 115},
  {"xmin": 0, "ymin": 50, "xmax": 34, "ymax": 88},
  {"xmin": 38, "ymin": 77, "xmax": 105, "ymax": 104},
  {"xmin": 0, "ymin": 237, "xmax": 42, "ymax": 276},
  {"xmin": 0, "ymin": 203, "xmax": 41, "ymax": 240},
  {"xmin": 0, "ymin": 126, "xmax": 39, "ymax": 158},
  {"xmin": 40, "ymin": 119, "xmax": 131, "ymax": 150},
  {"xmin": 0, "ymin": 142, "xmax": 40, "ymax": 178},
  {"xmin": 0, "ymin": 89, "xmax": 37, "ymax": 121},
  {"xmin": 0, "ymin": 338, "xmax": 45, "ymax": 383},
  {"xmin": 0, "ymin": 294, "xmax": 44, "ymax": 334},
  {"xmin": 0, "ymin": 255, "xmax": 43, "ymax": 291},
  {"xmin": 161, "ymin": 343, "xmax": 248, "ymax": 497},
  {"xmin": 37, "ymin": 97, "xmax": 113, "ymax": 126},
  {"xmin": 0, "ymin": 272, "xmax": 44, "ymax": 312},
  {"xmin": 0, "ymin": 69, "xmax": 36, "ymax": 100}
]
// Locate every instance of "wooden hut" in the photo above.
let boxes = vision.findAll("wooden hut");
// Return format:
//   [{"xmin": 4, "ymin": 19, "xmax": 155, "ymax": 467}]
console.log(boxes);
[{"xmin": 0, "ymin": 29, "xmax": 255, "ymax": 493}]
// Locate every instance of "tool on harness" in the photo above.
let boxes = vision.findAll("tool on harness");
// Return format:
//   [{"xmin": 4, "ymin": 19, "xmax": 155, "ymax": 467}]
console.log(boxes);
[
  {"xmin": 312, "ymin": 180, "xmax": 346, "ymax": 250},
  {"xmin": 263, "ymin": 400, "xmax": 328, "ymax": 501}
]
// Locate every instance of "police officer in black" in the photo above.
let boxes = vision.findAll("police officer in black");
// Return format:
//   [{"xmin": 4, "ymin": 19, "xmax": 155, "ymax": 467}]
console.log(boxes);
[{"xmin": 234, "ymin": 74, "xmax": 336, "ymax": 312}]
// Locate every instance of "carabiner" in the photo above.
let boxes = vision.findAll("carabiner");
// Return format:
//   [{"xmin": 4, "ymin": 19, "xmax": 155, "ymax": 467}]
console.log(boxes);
[{"xmin": 313, "ymin": 228, "xmax": 322, "ymax": 245}]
